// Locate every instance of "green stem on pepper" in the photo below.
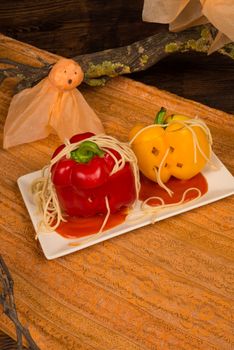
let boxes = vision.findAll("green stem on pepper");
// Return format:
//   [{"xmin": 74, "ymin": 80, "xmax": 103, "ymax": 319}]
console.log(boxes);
[
  {"xmin": 70, "ymin": 141, "xmax": 105, "ymax": 163},
  {"xmin": 154, "ymin": 107, "xmax": 167, "ymax": 125}
]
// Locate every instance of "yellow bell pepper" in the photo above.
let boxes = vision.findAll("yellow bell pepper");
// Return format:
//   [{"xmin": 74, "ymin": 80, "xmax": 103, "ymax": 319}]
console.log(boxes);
[{"xmin": 129, "ymin": 108, "xmax": 211, "ymax": 186}]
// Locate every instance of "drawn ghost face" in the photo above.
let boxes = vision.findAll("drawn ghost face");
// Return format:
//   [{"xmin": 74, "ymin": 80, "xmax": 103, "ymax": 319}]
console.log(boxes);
[{"xmin": 49, "ymin": 58, "xmax": 84, "ymax": 91}]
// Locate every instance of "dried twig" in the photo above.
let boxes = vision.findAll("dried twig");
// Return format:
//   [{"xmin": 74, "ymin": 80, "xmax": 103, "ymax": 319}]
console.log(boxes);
[
  {"xmin": 0, "ymin": 24, "xmax": 233, "ymax": 93},
  {"xmin": 0, "ymin": 255, "xmax": 41, "ymax": 350}
]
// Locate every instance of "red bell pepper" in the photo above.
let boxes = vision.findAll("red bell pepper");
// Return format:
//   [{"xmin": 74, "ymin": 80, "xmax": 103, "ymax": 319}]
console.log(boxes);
[{"xmin": 51, "ymin": 133, "xmax": 137, "ymax": 217}]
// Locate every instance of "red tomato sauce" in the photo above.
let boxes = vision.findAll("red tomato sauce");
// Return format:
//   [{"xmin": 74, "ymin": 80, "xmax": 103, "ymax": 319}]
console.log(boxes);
[
  {"xmin": 56, "ymin": 173, "xmax": 208, "ymax": 239},
  {"xmin": 139, "ymin": 172, "xmax": 208, "ymax": 206},
  {"xmin": 56, "ymin": 208, "xmax": 128, "ymax": 239}
]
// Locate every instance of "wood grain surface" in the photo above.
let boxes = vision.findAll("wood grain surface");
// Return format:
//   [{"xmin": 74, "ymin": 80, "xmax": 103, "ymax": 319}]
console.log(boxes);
[
  {"xmin": 131, "ymin": 52, "xmax": 234, "ymax": 115},
  {"xmin": 0, "ymin": 36, "xmax": 234, "ymax": 350},
  {"xmin": 1, "ymin": 1, "xmax": 234, "ymax": 114},
  {"xmin": 0, "ymin": 0, "xmax": 161, "ymax": 56}
]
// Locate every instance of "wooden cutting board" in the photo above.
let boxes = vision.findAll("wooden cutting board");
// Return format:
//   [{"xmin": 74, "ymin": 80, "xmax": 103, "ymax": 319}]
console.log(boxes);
[{"xmin": 0, "ymin": 34, "xmax": 234, "ymax": 350}]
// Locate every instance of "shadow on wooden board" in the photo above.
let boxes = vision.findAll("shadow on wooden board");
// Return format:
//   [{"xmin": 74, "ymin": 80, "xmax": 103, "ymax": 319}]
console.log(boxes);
[{"xmin": 0, "ymin": 330, "xmax": 26, "ymax": 350}]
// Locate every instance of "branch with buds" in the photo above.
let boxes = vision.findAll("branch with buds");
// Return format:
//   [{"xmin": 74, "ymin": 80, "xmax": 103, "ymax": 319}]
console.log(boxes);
[{"xmin": 0, "ymin": 24, "xmax": 233, "ymax": 93}]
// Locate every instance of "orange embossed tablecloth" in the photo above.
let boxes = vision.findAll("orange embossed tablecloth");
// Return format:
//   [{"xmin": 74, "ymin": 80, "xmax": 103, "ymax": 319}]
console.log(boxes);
[{"xmin": 0, "ymin": 35, "xmax": 234, "ymax": 350}]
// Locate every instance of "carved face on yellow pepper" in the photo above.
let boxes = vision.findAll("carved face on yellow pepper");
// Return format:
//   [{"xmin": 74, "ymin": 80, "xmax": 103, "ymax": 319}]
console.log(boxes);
[{"xmin": 129, "ymin": 108, "xmax": 211, "ymax": 184}]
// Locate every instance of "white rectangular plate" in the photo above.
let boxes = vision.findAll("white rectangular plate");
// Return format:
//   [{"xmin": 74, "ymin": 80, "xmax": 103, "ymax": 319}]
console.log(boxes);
[{"xmin": 18, "ymin": 153, "xmax": 234, "ymax": 260}]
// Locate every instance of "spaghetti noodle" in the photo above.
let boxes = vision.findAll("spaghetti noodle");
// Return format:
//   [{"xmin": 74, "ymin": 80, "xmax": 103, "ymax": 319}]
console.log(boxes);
[
  {"xmin": 129, "ymin": 117, "xmax": 212, "ymax": 197},
  {"xmin": 32, "ymin": 134, "xmax": 140, "ymax": 235},
  {"xmin": 32, "ymin": 118, "xmax": 212, "ymax": 242}
]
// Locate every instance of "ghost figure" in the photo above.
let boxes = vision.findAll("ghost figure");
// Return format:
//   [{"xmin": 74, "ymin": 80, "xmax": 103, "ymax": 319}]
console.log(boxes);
[{"xmin": 3, "ymin": 58, "xmax": 104, "ymax": 149}]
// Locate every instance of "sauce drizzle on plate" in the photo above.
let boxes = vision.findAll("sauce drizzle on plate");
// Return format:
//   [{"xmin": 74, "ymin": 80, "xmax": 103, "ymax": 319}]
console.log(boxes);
[
  {"xmin": 56, "ymin": 173, "xmax": 208, "ymax": 239},
  {"xmin": 139, "ymin": 172, "xmax": 208, "ymax": 206},
  {"xmin": 56, "ymin": 208, "xmax": 128, "ymax": 239}
]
